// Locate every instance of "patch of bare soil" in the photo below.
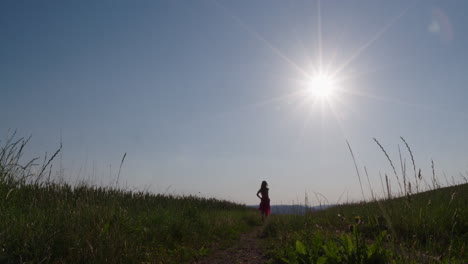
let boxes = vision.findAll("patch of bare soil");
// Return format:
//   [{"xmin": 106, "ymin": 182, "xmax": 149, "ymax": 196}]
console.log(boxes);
[{"xmin": 193, "ymin": 226, "xmax": 267, "ymax": 264}]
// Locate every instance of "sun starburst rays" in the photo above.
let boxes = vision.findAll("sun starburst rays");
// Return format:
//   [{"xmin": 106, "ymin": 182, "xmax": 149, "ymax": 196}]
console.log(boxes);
[{"xmin": 211, "ymin": 0, "xmax": 420, "ymax": 141}]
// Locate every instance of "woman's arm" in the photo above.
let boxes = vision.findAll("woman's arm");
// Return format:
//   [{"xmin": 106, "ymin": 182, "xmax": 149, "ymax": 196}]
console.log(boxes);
[{"xmin": 256, "ymin": 190, "xmax": 262, "ymax": 199}]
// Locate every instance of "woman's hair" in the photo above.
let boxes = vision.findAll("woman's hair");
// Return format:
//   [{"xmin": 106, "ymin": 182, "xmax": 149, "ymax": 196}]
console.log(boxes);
[{"xmin": 260, "ymin": 180, "xmax": 268, "ymax": 190}]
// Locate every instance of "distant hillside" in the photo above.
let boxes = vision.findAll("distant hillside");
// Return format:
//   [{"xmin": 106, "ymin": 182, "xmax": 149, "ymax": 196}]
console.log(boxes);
[{"xmin": 248, "ymin": 204, "xmax": 335, "ymax": 215}]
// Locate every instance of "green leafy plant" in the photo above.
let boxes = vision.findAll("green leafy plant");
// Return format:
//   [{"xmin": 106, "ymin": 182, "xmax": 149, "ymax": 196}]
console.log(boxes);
[{"xmin": 276, "ymin": 229, "xmax": 390, "ymax": 264}]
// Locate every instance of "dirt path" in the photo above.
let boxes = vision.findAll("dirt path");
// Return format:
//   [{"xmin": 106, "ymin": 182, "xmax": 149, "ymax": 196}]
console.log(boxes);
[{"xmin": 194, "ymin": 226, "xmax": 268, "ymax": 264}]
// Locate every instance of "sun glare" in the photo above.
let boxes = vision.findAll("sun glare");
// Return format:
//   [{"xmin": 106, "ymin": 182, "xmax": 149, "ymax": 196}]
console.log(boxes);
[{"xmin": 307, "ymin": 74, "xmax": 336, "ymax": 99}]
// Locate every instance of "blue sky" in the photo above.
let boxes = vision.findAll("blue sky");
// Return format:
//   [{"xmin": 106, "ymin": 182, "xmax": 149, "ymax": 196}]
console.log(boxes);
[{"xmin": 1, "ymin": 0, "xmax": 468, "ymax": 205}]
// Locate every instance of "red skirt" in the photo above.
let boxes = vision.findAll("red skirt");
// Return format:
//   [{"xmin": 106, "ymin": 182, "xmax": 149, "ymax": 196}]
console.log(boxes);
[{"xmin": 259, "ymin": 198, "xmax": 270, "ymax": 215}]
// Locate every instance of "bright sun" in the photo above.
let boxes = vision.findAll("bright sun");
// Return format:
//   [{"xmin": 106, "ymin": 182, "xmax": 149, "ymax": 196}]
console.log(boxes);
[{"xmin": 307, "ymin": 74, "xmax": 336, "ymax": 99}]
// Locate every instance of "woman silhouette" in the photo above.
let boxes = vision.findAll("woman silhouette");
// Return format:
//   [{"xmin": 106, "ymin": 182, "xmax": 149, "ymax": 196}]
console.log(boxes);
[{"xmin": 257, "ymin": 180, "xmax": 270, "ymax": 220}]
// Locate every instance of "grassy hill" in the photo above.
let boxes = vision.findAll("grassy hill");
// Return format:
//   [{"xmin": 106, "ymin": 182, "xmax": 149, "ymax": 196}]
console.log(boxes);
[
  {"xmin": 262, "ymin": 183, "xmax": 467, "ymax": 263},
  {"xmin": 0, "ymin": 181, "xmax": 261, "ymax": 263},
  {"xmin": 2, "ymin": 134, "xmax": 466, "ymax": 263},
  {"xmin": 0, "ymin": 135, "xmax": 261, "ymax": 263}
]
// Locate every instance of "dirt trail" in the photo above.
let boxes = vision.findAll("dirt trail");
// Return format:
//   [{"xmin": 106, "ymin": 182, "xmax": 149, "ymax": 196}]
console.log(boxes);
[{"xmin": 194, "ymin": 226, "xmax": 268, "ymax": 264}]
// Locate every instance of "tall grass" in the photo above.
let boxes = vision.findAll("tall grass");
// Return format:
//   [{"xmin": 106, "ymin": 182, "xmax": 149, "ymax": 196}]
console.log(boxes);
[
  {"xmin": 264, "ymin": 184, "xmax": 467, "ymax": 263},
  {"xmin": 0, "ymin": 133, "xmax": 260, "ymax": 263},
  {"xmin": 263, "ymin": 138, "xmax": 467, "ymax": 263}
]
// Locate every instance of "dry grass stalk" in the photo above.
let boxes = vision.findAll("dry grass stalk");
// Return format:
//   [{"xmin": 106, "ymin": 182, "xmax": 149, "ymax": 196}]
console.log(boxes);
[
  {"xmin": 346, "ymin": 140, "xmax": 365, "ymax": 200},
  {"xmin": 379, "ymin": 171, "xmax": 386, "ymax": 200},
  {"xmin": 400, "ymin": 136, "xmax": 418, "ymax": 192},
  {"xmin": 373, "ymin": 138, "xmax": 403, "ymax": 195},
  {"xmin": 36, "ymin": 143, "xmax": 62, "ymax": 184},
  {"xmin": 431, "ymin": 159, "xmax": 439, "ymax": 189},
  {"xmin": 385, "ymin": 174, "xmax": 391, "ymax": 200},
  {"xmin": 364, "ymin": 166, "xmax": 375, "ymax": 201},
  {"xmin": 398, "ymin": 145, "xmax": 407, "ymax": 196},
  {"xmin": 116, "ymin": 152, "xmax": 127, "ymax": 186}
]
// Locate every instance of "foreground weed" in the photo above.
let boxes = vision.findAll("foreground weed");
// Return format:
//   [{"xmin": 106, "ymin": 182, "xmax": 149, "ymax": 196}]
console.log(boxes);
[
  {"xmin": 270, "ymin": 228, "xmax": 391, "ymax": 264},
  {"xmin": 264, "ymin": 184, "xmax": 467, "ymax": 263}
]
